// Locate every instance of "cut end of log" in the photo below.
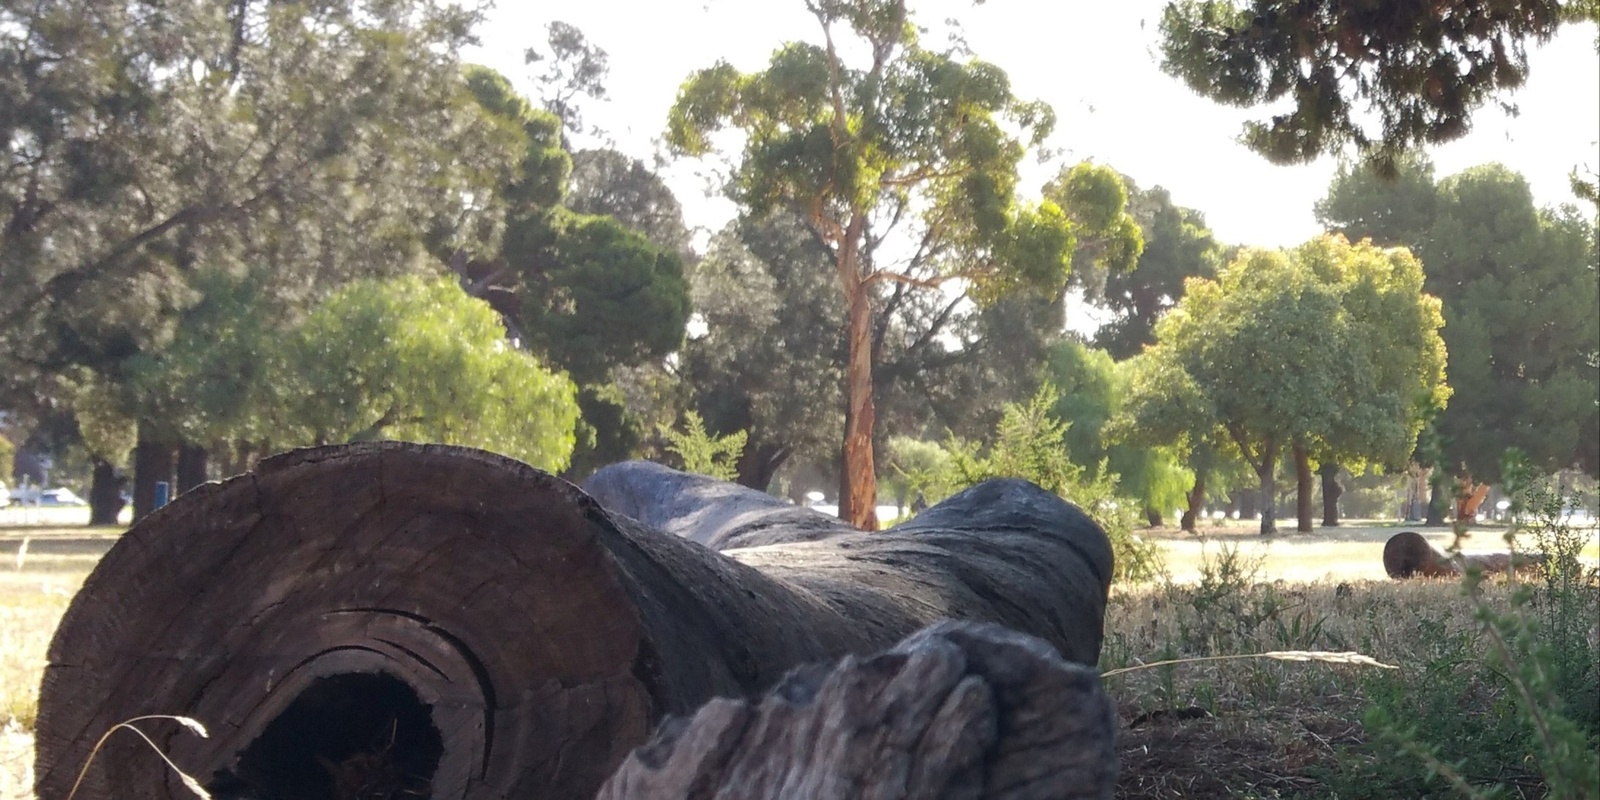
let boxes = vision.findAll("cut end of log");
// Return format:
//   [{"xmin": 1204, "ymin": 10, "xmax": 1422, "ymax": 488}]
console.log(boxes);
[
  {"xmin": 1383, "ymin": 531, "xmax": 1451, "ymax": 578},
  {"xmin": 35, "ymin": 442, "xmax": 658, "ymax": 800}
]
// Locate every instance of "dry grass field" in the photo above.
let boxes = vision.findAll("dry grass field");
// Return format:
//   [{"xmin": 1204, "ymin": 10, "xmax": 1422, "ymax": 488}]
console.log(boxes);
[{"xmin": 0, "ymin": 519, "xmax": 1593, "ymax": 799}]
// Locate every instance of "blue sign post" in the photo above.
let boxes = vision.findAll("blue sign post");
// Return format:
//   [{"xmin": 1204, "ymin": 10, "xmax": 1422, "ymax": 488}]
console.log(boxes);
[{"xmin": 154, "ymin": 481, "xmax": 170, "ymax": 511}]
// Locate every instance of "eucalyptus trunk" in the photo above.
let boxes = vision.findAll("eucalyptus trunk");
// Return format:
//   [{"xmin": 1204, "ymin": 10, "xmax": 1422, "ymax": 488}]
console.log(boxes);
[
  {"xmin": 1239, "ymin": 490, "xmax": 1258, "ymax": 520},
  {"xmin": 839, "ymin": 257, "xmax": 879, "ymax": 531},
  {"xmin": 735, "ymin": 442, "xmax": 791, "ymax": 493},
  {"xmin": 87, "ymin": 460, "xmax": 126, "ymax": 527},
  {"xmin": 1425, "ymin": 473, "xmax": 1449, "ymax": 526},
  {"xmin": 1144, "ymin": 508, "xmax": 1163, "ymax": 527},
  {"xmin": 1180, "ymin": 472, "xmax": 1206, "ymax": 532},
  {"xmin": 1294, "ymin": 441, "xmax": 1313, "ymax": 533},
  {"xmin": 1319, "ymin": 462, "xmax": 1343, "ymax": 526},
  {"xmin": 1257, "ymin": 439, "xmax": 1277, "ymax": 536},
  {"xmin": 177, "ymin": 443, "xmax": 209, "ymax": 493}
]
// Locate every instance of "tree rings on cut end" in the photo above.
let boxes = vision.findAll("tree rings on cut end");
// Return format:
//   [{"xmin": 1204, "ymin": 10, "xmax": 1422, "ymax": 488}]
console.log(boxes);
[{"xmin": 36, "ymin": 442, "xmax": 656, "ymax": 800}]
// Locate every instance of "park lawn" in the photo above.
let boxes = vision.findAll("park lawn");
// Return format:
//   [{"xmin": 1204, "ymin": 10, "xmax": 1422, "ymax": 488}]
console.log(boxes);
[{"xmin": 1147, "ymin": 519, "xmax": 1600, "ymax": 583}]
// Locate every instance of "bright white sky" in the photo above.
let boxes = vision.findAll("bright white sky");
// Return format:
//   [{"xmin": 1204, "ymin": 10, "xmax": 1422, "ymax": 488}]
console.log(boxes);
[{"xmin": 469, "ymin": 1, "xmax": 1600, "ymax": 251}]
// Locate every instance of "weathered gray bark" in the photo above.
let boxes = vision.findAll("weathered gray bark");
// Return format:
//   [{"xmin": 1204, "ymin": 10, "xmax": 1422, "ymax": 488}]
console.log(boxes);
[
  {"xmin": 598, "ymin": 620, "xmax": 1118, "ymax": 800},
  {"xmin": 38, "ymin": 444, "xmax": 1113, "ymax": 800}
]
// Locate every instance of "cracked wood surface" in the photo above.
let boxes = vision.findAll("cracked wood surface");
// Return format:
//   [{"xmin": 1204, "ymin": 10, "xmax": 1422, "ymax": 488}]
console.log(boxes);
[{"xmin": 598, "ymin": 620, "xmax": 1118, "ymax": 800}]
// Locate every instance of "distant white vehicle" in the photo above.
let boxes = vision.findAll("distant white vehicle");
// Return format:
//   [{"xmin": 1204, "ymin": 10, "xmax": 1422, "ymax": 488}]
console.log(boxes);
[{"xmin": 9, "ymin": 486, "xmax": 86, "ymax": 506}]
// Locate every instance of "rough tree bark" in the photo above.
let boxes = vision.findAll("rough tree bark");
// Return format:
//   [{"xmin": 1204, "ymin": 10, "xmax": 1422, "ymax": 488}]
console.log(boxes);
[
  {"xmin": 1180, "ymin": 472, "xmax": 1206, "ymax": 533},
  {"xmin": 1320, "ymin": 462, "xmax": 1342, "ymax": 527},
  {"xmin": 36, "ymin": 443, "xmax": 1112, "ymax": 800},
  {"xmin": 1294, "ymin": 441, "xmax": 1313, "ymax": 533},
  {"xmin": 598, "ymin": 620, "xmax": 1118, "ymax": 800},
  {"xmin": 841, "ymin": 267, "xmax": 879, "ymax": 530}
]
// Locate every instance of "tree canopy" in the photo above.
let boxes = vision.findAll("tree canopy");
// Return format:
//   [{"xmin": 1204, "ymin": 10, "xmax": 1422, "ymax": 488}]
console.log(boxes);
[
  {"xmin": 667, "ymin": 0, "xmax": 1141, "ymax": 527},
  {"xmin": 1318, "ymin": 158, "xmax": 1599, "ymax": 481},
  {"xmin": 1086, "ymin": 180, "xmax": 1225, "ymax": 360},
  {"xmin": 1044, "ymin": 340, "xmax": 1192, "ymax": 526},
  {"xmin": 1159, "ymin": 0, "xmax": 1571, "ymax": 170},
  {"xmin": 1143, "ymin": 235, "xmax": 1447, "ymax": 533},
  {"xmin": 274, "ymin": 276, "xmax": 579, "ymax": 473},
  {"xmin": 458, "ymin": 65, "xmax": 691, "ymax": 477},
  {"xmin": 2, "ymin": 0, "xmax": 515, "ymax": 381}
]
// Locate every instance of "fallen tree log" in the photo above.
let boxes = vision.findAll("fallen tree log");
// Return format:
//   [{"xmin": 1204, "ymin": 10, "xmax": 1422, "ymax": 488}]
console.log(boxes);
[
  {"xmin": 36, "ymin": 443, "xmax": 1112, "ymax": 800},
  {"xmin": 1382, "ymin": 530, "xmax": 1547, "ymax": 579},
  {"xmin": 598, "ymin": 620, "xmax": 1118, "ymax": 800}
]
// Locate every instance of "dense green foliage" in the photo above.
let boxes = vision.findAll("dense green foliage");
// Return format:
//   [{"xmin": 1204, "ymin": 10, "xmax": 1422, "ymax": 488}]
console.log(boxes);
[
  {"xmin": 1319, "ymin": 159, "xmax": 1600, "ymax": 482},
  {"xmin": 681, "ymin": 215, "xmax": 844, "ymax": 489},
  {"xmin": 1, "ymin": 0, "xmax": 516, "ymax": 381},
  {"xmin": 458, "ymin": 66, "xmax": 690, "ymax": 477},
  {"xmin": 1160, "ymin": 0, "xmax": 1567, "ymax": 169},
  {"xmin": 1086, "ymin": 181, "xmax": 1225, "ymax": 360},
  {"xmin": 1045, "ymin": 341, "xmax": 1193, "ymax": 525},
  {"xmin": 1139, "ymin": 235, "xmax": 1448, "ymax": 533},
  {"xmin": 276, "ymin": 276, "xmax": 579, "ymax": 472},
  {"xmin": 918, "ymin": 386, "xmax": 1163, "ymax": 582},
  {"xmin": 660, "ymin": 411, "xmax": 747, "ymax": 482}
]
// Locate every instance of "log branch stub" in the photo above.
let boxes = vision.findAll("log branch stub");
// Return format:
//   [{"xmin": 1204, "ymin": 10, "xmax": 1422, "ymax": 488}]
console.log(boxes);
[{"xmin": 598, "ymin": 620, "xmax": 1119, "ymax": 800}]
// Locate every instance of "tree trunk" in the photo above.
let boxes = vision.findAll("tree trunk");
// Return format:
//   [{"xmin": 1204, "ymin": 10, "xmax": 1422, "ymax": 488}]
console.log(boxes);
[
  {"xmin": 36, "ymin": 443, "xmax": 1113, "ymax": 800},
  {"xmin": 735, "ymin": 441, "xmax": 790, "ymax": 492},
  {"xmin": 86, "ymin": 459, "xmax": 126, "ymax": 527},
  {"xmin": 1320, "ymin": 462, "xmax": 1343, "ymax": 527},
  {"xmin": 131, "ymin": 426, "xmax": 174, "ymax": 523},
  {"xmin": 1294, "ymin": 441, "xmax": 1313, "ymax": 533},
  {"xmin": 1258, "ymin": 439, "xmax": 1277, "ymax": 535},
  {"xmin": 1181, "ymin": 472, "xmax": 1206, "ymax": 532},
  {"xmin": 1240, "ymin": 489, "xmax": 1258, "ymax": 521},
  {"xmin": 1425, "ymin": 472, "xmax": 1449, "ymax": 526},
  {"xmin": 1145, "ymin": 507, "xmax": 1163, "ymax": 527},
  {"xmin": 840, "ymin": 277, "xmax": 879, "ymax": 530},
  {"xmin": 176, "ymin": 443, "xmax": 209, "ymax": 493},
  {"xmin": 598, "ymin": 621, "xmax": 1117, "ymax": 800}
]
